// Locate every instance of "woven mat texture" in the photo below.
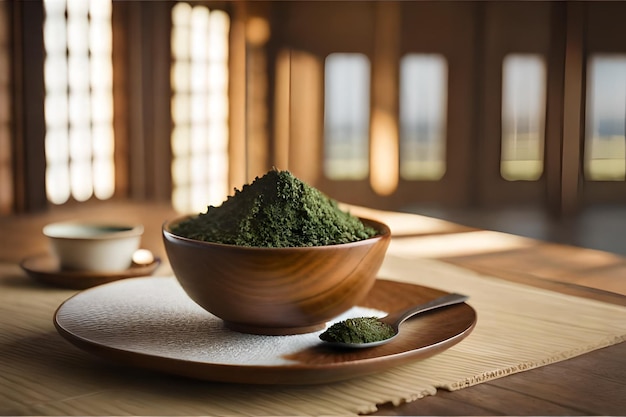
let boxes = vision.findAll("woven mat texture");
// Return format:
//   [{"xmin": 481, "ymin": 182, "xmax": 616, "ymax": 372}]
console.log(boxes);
[{"xmin": 1, "ymin": 255, "xmax": 625, "ymax": 416}]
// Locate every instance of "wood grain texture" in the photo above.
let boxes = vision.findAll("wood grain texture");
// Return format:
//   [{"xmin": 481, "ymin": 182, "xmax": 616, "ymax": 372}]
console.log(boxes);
[
  {"xmin": 163, "ymin": 216, "xmax": 391, "ymax": 335},
  {"xmin": 372, "ymin": 343, "xmax": 626, "ymax": 416}
]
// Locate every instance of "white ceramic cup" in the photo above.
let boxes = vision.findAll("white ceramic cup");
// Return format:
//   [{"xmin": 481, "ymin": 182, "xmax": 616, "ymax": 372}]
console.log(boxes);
[{"xmin": 43, "ymin": 222, "xmax": 144, "ymax": 272}]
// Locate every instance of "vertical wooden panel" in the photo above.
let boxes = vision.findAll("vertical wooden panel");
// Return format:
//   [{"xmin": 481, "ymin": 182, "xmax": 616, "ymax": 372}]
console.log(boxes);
[
  {"xmin": 246, "ymin": 46, "xmax": 271, "ymax": 179},
  {"xmin": 0, "ymin": 0, "xmax": 13, "ymax": 214},
  {"xmin": 273, "ymin": 49, "xmax": 290, "ymax": 171},
  {"xmin": 245, "ymin": 2, "xmax": 273, "ymax": 181},
  {"xmin": 561, "ymin": 2, "xmax": 585, "ymax": 215},
  {"xmin": 12, "ymin": 0, "xmax": 47, "ymax": 213},
  {"xmin": 149, "ymin": 1, "xmax": 173, "ymax": 202},
  {"xmin": 126, "ymin": 2, "xmax": 147, "ymax": 199},
  {"xmin": 288, "ymin": 50, "xmax": 322, "ymax": 184},
  {"xmin": 112, "ymin": 1, "xmax": 130, "ymax": 199},
  {"xmin": 545, "ymin": 2, "xmax": 567, "ymax": 216},
  {"xmin": 228, "ymin": 1, "xmax": 248, "ymax": 191},
  {"xmin": 123, "ymin": 1, "xmax": 172, "ymax": 201}
]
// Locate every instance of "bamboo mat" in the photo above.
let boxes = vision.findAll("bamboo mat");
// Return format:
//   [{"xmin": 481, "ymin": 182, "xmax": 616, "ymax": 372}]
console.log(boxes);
[{"xmin": 1, "ymin": 254, "xmax": 625, "ymax": 416}]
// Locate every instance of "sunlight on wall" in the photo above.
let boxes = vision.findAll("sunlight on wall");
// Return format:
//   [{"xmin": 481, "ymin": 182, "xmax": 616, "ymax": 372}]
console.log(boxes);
[
  {"xmin": 501, "ymin": 54, "xmax": 546, "ymax": 181},
  {"xmin": 370, "ymin": 109, "xmax": 398, "ymax": 195},
  {"xmin": 43, "ymin": 0, "xmax": 115, "ymax": 204},
  {"xmin": 171, "ymin": 3, "xmax": 230, "ymax": 214},
  {"xmin": 585, "ymin": 54, "xmax": 626, "ymax": 181}
]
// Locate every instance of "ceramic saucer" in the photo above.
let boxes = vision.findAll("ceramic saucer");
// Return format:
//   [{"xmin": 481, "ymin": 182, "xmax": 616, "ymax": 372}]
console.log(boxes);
[{"xmin": 21, "ymin": 253, "xmax": 161, "ymax": 289}]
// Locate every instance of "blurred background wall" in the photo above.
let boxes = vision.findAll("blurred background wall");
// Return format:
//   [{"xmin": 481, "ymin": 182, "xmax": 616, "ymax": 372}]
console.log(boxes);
[{"xmin": 2, "ymin": 1, "xmax": 626, "ymax": 253}]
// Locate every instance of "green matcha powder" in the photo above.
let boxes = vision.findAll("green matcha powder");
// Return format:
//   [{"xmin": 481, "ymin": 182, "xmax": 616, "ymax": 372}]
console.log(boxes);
[
  {"xmin": 171, "ymin": 169, "xmax": 378, "ymax": 247},
  {"xmin": 319, "ymin": 317, "xmax": 396, "ymax": 344}
]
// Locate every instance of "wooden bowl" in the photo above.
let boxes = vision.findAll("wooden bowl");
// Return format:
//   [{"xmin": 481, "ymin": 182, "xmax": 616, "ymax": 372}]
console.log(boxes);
[{"xmin": 162, "ymin": 216, "xmax": 391, "ymax": 335}]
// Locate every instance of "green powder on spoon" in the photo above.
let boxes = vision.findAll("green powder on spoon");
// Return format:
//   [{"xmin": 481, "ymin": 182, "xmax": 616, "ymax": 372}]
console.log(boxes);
[{"xmin": 319, "ymin": 317, "xmax": 396, "ymax": 344}]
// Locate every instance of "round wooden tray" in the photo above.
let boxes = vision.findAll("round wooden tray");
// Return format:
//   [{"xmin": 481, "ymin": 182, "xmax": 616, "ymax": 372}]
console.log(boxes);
[{"xmin": 54, "ymin": 277, "xmax": 476, "ymax": 384}]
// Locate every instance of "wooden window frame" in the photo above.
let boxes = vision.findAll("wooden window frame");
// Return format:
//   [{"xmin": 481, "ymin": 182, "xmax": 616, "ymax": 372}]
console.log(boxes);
[{"xmin": 10, "ymin": 0, "xmax": 47, "ymax": 213}]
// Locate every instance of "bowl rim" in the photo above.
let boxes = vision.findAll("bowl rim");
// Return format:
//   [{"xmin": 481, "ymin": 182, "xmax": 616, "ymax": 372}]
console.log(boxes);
[
  {"xmin": 43, "ymin": 222, "xmax": 144, "ymax": 241},
  {"xmin": 162, "ymin": 215, "xmax": 390, "ymax": 251}
]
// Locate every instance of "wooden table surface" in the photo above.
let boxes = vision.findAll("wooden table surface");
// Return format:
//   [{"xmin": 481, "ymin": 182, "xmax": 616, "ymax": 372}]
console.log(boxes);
[{"xmin": 1, "ymin": 200, "xmax": 625, "ymax": 415}]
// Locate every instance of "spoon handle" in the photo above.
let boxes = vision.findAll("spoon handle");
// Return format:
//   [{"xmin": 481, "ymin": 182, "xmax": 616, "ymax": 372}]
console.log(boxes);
[{"xmin": 383, "ymin": 293, "xmax": 469, "ymax": 329}]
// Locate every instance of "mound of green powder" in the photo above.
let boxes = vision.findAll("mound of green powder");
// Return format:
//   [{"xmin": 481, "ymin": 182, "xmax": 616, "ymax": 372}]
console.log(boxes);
[
  {"xmin": 319, "ymin": 317, "xmax": 396, "ymax": 344},
  {"xmin": 171, "ymin": 169, "xmax": 378, "ymax": 247}
]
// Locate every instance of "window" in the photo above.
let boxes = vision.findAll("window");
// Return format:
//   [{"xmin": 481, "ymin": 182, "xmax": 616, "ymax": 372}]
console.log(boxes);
[
  {"xmin": 43, "ymin": 0, "xmax": 115, "ymax": 204},
  {"xmin": 171, "ymin": 2, "xmax": 230, "ymax": 213},
  {"xmin": 324, "ymin": 53, "xmax": 370, "ymax": 180},
  {"xmin": 501, "ymin": 54, "xmax": 547, "ymax": 181},
  {"xmin": 585, "ymin": 54, "xmax": 626, "ymax": 181},
  {"xmin": 399, "ymin": 54, "xmax": 447, "ymax": 181}
]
